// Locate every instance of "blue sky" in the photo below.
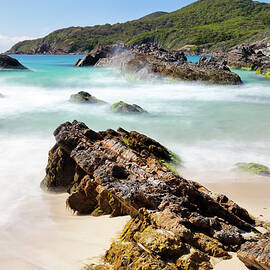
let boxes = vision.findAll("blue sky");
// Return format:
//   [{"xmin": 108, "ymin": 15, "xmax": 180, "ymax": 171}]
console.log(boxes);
[{"xmin": 0, "ymin": 0, "xmax": 269, "ymax": 52}]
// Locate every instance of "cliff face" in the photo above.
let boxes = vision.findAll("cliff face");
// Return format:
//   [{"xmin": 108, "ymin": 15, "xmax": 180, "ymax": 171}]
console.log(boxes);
[
  {"xmin": 7, "ymin": 0, "xmax": 270, "ymax": 54},
  {"xmin": 41, "ymin": 120, "xmax": 269, "ymax": 270}
]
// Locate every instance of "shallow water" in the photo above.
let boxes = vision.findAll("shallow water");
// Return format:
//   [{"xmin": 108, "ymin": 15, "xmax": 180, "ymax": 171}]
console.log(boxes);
[{"xmin": 0, "ymin": 54, "xmax": 269, "ymax": 267}]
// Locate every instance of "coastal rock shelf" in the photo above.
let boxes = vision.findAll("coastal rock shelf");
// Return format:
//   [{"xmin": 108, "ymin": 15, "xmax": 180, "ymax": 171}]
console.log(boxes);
[
  {"xmin": 76, "ymin": 44, "xmax": 242, "ymax": 85},
  {"xmin": 226, "ymin": 44, "xmax": 270, "ymax": 78},
  {"xmin": 41, "ymin": 121, "xmax": 269, "ymax": 270}
]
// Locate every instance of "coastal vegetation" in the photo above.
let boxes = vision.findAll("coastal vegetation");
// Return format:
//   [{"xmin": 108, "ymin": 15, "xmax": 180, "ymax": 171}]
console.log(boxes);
[{"xmin": 8, "ymin": 0, "xmax": 270, "ymax": 54}]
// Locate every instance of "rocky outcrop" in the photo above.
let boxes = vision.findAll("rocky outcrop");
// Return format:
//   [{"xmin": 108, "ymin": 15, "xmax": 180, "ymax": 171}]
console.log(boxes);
[
  {"xmin": 0, "ymin": 93, "xmax": 4, "ymax": 98},
  {"xmin": 41, "ymin": 120, "xmax": 265, "ymax": 269},
  {"xmin": 237, "ymin": 233, "xmax": 270, "ymax": 270},
  {"xmin": 0, "ymin": 54, "xmax": 27, "ymax": 70},
  {"xmin": 235, "ymin": 162, "xmax": 270, "ymax": 177},
  {"xmin": 226, "ymin": 43, "xmax": 270, "ymax": 78},
  {"xmin": 75, "ymin": 44, "xmax": 242, "ymax": 85},
  {"xmin": 69, "ymin": 91, "xmax": 106, "ymax": 104},
  {"xmin": 75, "ymin": 44, "xmax": 128, "ymax": 67},
  {"xmin": 111, "ymin": 101, "xmax": 147, "ymax": 114}
]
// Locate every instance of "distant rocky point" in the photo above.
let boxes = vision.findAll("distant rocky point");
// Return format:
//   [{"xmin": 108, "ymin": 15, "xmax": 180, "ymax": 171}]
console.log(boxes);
[
  {"xmin": 6, "ymin": 0, "xmax": 270, "ymax": 55},
  {"xmin": 75, "ymin": 43, "xmax": 242, "ymax": 85},
  {"xmin": 0, "ymin": 55, "xmax": 27, "ymax": 70}
]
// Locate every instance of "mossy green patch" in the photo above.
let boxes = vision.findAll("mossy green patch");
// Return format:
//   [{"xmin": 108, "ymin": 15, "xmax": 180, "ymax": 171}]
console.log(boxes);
[
  {"xmin": 111, "ymin": 101, "xmax": 124, "ymax": 111},
  {"xmin": 235, "ymin": 162, "xmax": 270, "ymax": 177},
  {"xmin": 256, "ymin": 69, "xmax": 270, "ymax": 79},
  {"xmin": 241, "ymin": 67, "xmax": 253, "ymax": 71},
  {"xmin": 161, "ymin": 150, "xmax": 181, "ymax": 176}
]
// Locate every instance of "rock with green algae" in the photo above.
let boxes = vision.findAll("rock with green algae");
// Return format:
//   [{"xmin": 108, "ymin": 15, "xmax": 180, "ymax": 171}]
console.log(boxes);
[
  {"xmin": 235, "ymin": 162, "xmax": 270, "ymax": 177},
  {"xmin": 69, "ymin": 91, "xmax": 106, "ymax": 104},
  {"xmin": 41, "ymin": 121, "xmax": 264, "ymax": 270},
  {"xmin": 111, "ymin": 101, "xmax": 147, "ymax": 114}
]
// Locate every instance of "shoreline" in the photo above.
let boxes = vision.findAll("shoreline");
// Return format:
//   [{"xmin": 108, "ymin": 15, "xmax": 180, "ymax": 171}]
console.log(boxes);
[{"xmin": 1, "ymin": 178, "xmax": 269, "ymax": 269}]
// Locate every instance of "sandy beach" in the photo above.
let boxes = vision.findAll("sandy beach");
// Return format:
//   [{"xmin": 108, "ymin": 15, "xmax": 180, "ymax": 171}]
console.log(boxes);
[
  {"xmin": 0, "ymin": 175, "xmax": 269, "ymax": 270},
  {"xmin": 0, "ymin": 193, "xmax": 130, "ymax": 270}
]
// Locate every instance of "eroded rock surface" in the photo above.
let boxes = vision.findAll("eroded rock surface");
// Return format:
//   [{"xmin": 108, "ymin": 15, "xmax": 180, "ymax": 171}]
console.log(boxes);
[
  {"xmin": 42, "ymin": 121, "xmax": 264, "ymax": 269},
  {"xmin": 226, "ymin": 44, "xmax": 270, "ymax": 78},
  {"xmin": 237, "ymin": 233, "xmax": 270, "ymax": 270}
]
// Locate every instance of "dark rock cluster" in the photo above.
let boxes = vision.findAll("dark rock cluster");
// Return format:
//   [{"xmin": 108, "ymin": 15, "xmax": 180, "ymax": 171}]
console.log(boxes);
[
  {"xmin": 0, "ymin": 54, "xmax": 27, "ymax": 70},
  {"xmin": 75, "ymin": 44, "xmax": 242, "ymax": 85},
  {"xmin": 41, "ymin": 120, "xmax": 269, "ymax": 270},
  {"xmin": 226, "ymin": 43, "xmax": 270, "ymax": 77}
]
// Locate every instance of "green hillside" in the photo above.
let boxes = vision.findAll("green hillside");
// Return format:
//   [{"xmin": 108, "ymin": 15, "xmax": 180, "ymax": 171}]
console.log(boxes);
[{"xmin": 8, "ymin": 0, "xmax": 270, "ymax": 54}]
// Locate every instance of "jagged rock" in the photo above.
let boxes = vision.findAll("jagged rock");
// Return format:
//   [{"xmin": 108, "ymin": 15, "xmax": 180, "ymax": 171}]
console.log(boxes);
[
  {"xmin": 0, "ymin": 54, "xmax": 27, "ymax": 70},
  {"xmin": 69, "ymin": 91, "xmax": 106, "ymax": 104},
  {"xmin": 75, "ymin": 44, "xmax": 128, "ymax": 67},
  {"xmin": 226, "ymin": 44, "xmax": 270, "ymax": 78},
  {"xmin": 75, "ymin": 55, "xmax": 97, "ymax": 67},
  {"xmin": 41, "ymin": 120, "xmax": 263, "ymax": 269},
  {"xmin": 235, "ymin": 162, "xmax": 270, "ymax": 177},
  {"xmin": 111, "ymin": 101, "xmax": 147, "ymax": 113},
  {"xmin": 40, "ymin": 144, "xmax": 77, "ymax": 192},
  {"xmin": 237, "ymin": 233, "xmax": 270, "ymax": 270},
  {"xmin": 93, "ymin": 44, "xmax": 242, "ymax": 85}
]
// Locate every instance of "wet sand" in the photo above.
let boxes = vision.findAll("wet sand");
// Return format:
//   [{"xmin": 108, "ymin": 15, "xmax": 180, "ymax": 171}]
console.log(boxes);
[{"xmin": 0, "ymin": 176, "xmax": 269, "ymax": 270}]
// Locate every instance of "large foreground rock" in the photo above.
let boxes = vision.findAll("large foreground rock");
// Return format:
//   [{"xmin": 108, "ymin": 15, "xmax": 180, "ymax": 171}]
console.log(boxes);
[
  {"xmin": 237, "ymin": 233, "xmax": 270, "ymax": 270},
  {"xmin": 0, "ymin": 54, "xmax": 27, "ymax": 70},
  {"xmin": 41, "ymin": 120, "xmax": 265, "ymax": 269}
]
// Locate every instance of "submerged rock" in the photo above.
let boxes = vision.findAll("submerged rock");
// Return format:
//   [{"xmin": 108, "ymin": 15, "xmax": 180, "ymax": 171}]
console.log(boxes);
[
  {"xmin": 41, "ymin": 120, "xmax": 264, "ymax": 269},
  {"xmin": 0, "ymin": 54, "xmax": 28, "ymax": 70},
  {"xmin": 69, "ymin": 91, "xmax": 106, "ymax": 104},
  {"xmin": 111, "ymin": 101, "xmax": 147, "ymax": 113},
  {"xmin": 235, "ymin": 162, "xmax": 270, "ymax": 177},
  {"xmin": 237, "ymin": 233, "xmax": 270, "ymax": 270}
]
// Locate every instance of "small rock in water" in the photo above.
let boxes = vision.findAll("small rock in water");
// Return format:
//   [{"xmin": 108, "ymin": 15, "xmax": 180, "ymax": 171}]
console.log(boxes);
[
  {"xmin": 111, "ymin": 101, "xmax": 147, "ymax": 113},
  {"xmin": 0, "ymin": 93, "xmax": 4, "ymax": 98},
  {"xmin": 235, "ymin": 162, "xmax": 270, "ymax": 177},
  {"xmin": 69, "ymin": 91, "xmax": 106, "ymax": 104}
]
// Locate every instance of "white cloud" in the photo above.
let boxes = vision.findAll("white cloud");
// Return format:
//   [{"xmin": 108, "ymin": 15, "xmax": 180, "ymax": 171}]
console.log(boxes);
[{"xmin": 0, "ymin": 34, "xmax": 34, "ymax": 53}]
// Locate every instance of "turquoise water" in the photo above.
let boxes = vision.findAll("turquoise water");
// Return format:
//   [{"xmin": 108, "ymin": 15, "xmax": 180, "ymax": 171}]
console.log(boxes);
[
  {"xmin": 0, "ymin": 54, "xmax": 269, "ymax": 268},
  {"xmin": 0, "ymin": 55, "xmax": 270, "ymax": 222}
]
